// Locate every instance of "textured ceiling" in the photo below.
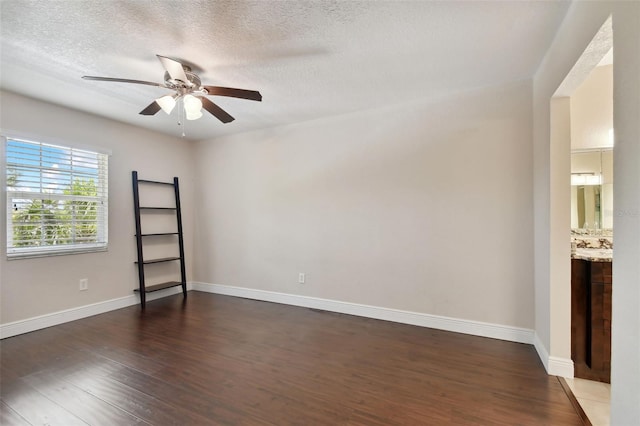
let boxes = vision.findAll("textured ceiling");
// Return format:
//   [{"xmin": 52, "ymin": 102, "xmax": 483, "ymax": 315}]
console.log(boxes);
[{"xmin": 1, "ymin": 0, "xmax": 571, "ymax": 141}]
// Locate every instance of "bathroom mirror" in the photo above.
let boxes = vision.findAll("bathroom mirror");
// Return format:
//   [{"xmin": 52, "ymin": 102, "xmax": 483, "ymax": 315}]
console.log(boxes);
[{"xmin": 571, "ymin": 149, "xmax": 613, "ymax": 230}]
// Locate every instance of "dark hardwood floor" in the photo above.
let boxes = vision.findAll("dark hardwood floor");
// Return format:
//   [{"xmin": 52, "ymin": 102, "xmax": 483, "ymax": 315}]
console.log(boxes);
[{"xmin": 0, "ymin": 292, "xmax": 583, "ymax": 425}]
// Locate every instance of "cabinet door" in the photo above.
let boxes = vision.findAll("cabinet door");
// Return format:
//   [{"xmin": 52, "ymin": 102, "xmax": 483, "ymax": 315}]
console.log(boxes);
[
  {"xmin": 571, "ymin": 259, "xmax": 588, "ymax": 364},
  {"xmin": 572, "ymin": 260, "xmax": 611, "ymax": 383},
  {"xmin": 590, "ymin": 262, "xmax": 612, "ymax": 382}
]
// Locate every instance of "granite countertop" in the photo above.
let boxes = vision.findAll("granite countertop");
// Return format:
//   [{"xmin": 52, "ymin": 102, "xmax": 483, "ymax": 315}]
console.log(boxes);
[{"xmin": 572, "ymin": 248, "xmax": 613, "ymax": 262}]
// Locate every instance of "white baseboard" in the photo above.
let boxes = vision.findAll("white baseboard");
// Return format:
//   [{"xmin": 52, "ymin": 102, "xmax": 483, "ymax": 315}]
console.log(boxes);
[
  {"xmin": 534, "ymin": 333, "xmax": 574, "ymax": 378},
  {"xmin": 3, "ymin": 281, "xmax": 569, "ymax": 380},
  {"xmin": 191, "ymin": 282, "xmax": 535, "ymax": 345},
  {"xmin": 0, "ymin": 284, "xmax": 190, "ymax": 339}
]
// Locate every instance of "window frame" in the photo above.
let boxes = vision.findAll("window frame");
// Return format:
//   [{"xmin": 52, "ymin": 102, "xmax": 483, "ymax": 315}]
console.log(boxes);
[{"xmin": 4, "ymin": 136, "xmax": 109, "ymax": 259}]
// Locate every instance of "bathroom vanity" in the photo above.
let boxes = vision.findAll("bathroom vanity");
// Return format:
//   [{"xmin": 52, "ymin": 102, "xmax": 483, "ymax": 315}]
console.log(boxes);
[{"xmin": 571, "ymin": 247, "xmax": 612, "ymax": 383}]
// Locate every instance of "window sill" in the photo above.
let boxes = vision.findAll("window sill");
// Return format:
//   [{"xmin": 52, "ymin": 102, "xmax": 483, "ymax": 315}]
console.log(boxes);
[{"xmin": 7, "ymin": 246, "xmax": 108, "ymax": 260}]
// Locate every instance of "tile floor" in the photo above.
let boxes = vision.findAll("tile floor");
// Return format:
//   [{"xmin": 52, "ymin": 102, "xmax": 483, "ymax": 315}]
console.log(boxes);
[{"xmin": 565, "ymin": 377, "xmax": 611, "ymax": 426}]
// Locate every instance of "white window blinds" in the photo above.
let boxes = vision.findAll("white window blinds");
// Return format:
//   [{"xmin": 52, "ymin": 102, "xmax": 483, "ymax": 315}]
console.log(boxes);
[{"xmin": 5, "ymin": 138, "xmax": 109, "ymax": 259}]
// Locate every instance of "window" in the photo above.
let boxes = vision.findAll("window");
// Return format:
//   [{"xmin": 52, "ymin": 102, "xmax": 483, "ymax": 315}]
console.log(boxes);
[{"xmin": 5, "ymin": 137, "xmax": 108, "ymax": 259}]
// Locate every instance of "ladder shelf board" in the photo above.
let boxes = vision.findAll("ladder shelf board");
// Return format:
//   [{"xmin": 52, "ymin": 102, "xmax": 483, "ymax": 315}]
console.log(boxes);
[
  {"xmin": 134, "ymin": 281, "xmax": 184, "ymax": 293},
  {"xmin": 139, "ymin": 207, "xmax": 177, "ymax": 211},
  {"xmin": 135, "ymin": 256, "xmax": 181, "ymax": 264},
  {"xmin": 137, "ymin": 179, "xmax": 174, "ymax": 186}
]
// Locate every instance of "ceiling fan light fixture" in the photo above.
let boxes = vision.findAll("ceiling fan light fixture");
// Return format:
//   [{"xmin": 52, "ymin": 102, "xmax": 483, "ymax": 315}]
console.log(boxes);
[
  {"xmin": 156, "ymin": 95, "xmax": 176, "ymax": 114},
  {"xmin": 183, "ymin": 94, "xmax": 203, "ymax": 116},
  {"xmin": 185, "ymin": 109, "xmax": 203, "ymax": 121}
]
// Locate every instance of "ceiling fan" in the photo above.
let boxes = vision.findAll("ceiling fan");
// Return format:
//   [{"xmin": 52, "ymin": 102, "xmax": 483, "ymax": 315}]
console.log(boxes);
[{"xmin": 82, "ymin": 55, "xmax": 262, "ymax": 123}]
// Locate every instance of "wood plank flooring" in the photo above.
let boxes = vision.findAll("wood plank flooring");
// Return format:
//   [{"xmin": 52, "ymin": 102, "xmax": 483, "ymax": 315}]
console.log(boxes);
[{"xmin": 0, "ymin": 292, "xmax": 583, "ymax": 425}]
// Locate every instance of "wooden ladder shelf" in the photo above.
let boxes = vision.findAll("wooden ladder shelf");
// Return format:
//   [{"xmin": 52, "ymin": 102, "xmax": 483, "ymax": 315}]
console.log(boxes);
[{"xmin": 132, "ymin": 170, "xmax": 187, "ymax": 308}]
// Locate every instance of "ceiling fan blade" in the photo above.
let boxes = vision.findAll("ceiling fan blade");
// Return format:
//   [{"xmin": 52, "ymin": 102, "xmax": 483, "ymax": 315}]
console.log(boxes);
[
  {"xmin": 199, "ymin": 97, "xmax": 235, "ymax": 123},
  {"xmin": 82, "ymin": 76, "xmax": 164, "ymax": 87},
  {"xmin": 139, "ymin": 101, "xmax": 161, "ymax": 116},
  {"xmin": 203, "ymin": 86, "xmax": 262, "ymax": 102},
  {"xmin": 157, "ymin": 55, "xmax": 188, "ymax": 83}
]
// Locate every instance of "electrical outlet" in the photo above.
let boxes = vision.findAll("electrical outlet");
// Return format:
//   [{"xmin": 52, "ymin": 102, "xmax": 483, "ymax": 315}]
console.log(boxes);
[
  {"xmin": 298, "ymin": 273, "xmax": 305, "ymax": 284},
  {"xmin": 79, "ymin": 278, "xmax": 88, "ymax": 291}
]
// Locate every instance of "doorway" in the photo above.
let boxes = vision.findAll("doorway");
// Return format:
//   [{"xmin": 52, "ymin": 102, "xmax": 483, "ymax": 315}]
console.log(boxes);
[{"xmin": 551, "ymin": 16, "xmax": 613, "ymax": 426}]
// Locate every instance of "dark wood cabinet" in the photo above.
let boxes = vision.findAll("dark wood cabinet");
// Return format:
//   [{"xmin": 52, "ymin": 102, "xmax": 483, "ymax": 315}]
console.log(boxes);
[
  {"xmin": 571, "ymin": 259, "xmax": 588, "ymax": 371},
  {"xmin": 571, "ymin": 258, "xmax": 612, "ymax": 382}
]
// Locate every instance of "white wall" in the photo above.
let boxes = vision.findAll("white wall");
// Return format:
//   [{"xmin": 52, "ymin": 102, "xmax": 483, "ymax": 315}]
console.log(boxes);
[
  {"xmin": 533, "ymin": 1, "xmax": 640, "ymax": 422},
  {"xmin": 549, "ymin": 97, "xmax": 571, "ymax": 359},
  {"xmin": 571, "ymin": 65, "xmax": 613, "ymax": 150},
  {"xmin": 193, "ymin": 81, "xmax": 534, "ymax": 329},
  {"xmin": 0, "ymin": 91, "xmax": 195, "ymax": 324}
]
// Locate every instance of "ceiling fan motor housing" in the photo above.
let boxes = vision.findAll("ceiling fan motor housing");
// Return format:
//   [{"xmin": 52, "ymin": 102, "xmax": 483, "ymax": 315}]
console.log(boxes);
[{"xmin": 164, "ymin": 67, "xmax": 201, "ymax": 92}]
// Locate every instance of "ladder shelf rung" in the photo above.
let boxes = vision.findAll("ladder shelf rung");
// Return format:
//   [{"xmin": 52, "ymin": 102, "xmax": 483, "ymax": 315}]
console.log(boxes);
[
  {"xmin": 139, "ymin": 207, "xmax": 176, "ymax": 210},
  {"xmin": 136, "ymin": 233, "xmax": 179, "ymax": 237},
  {"xmin": 134, "ymin": 281, "xmax": 184, "ymax": 293},
  {"xmin": 135, "ymin": 256, "xmax": 181, "ymax": 264},
  {"xmin": 137, "ymin": 179, "xmax": 174, "ymax": 186}
]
